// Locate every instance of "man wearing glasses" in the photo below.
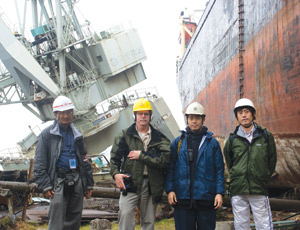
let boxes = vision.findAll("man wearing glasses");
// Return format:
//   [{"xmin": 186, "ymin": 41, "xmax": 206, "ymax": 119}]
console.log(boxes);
[
  {"xmin": 110, "ymin": 98, "xmax": 171, "ymax": 230},
  {"xmin": 33, "ymin": 95, "xmax": 94, "ymax": 230}
]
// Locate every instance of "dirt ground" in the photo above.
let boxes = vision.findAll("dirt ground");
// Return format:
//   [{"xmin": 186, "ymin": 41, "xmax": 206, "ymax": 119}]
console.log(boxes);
[
  {"xmin": 0, "ymin": 197, "xmax": 299, "ymax": 229},
  {"xmin": 0, "ymin": 179, "xmax": 299, "ymax": 229}
]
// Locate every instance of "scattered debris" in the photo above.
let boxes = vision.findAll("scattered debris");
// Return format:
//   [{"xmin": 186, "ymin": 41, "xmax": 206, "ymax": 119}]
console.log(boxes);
[{"xmin": 90, "ymin": 218, "xmax": 111, "ymax": 230}]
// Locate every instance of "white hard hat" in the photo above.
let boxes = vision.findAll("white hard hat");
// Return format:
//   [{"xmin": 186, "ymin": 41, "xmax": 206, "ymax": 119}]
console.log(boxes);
[
  {"xmin": 53, "ymin": 95, "xmax": 75, "ymax": 112},
  {"xmin": 234, "ymin": 98, "xmax": 255, "ymax": 112},
  {"xmin": 185, "ymin": 102, "xmax": 205, "ymax": 116}
]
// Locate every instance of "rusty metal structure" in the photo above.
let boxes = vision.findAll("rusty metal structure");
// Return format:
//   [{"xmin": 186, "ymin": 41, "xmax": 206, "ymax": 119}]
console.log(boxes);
[
  {"xmin": 0, "ymin": 181, "xmax": 121, "ymax": 198},
  {"xmin": 1, "ymin": 181, "xmax": 300, "ymax": 209},
  {"xmin": 0, "ymin": 180, "xmax": 121, "ymax": 222},
  {"xmin": 238, "ymin": 0, "xmax": 245, "ymax": 98},
  {"xmin": 177, "ymin": 0, "xmax": 300, "ymax": 189}
]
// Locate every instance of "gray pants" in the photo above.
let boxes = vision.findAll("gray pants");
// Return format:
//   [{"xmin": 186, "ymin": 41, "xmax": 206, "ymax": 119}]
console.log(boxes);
[
  {"xmin": 48, "ymin": 171, "xmax": 83, "ymax": 230},
  {"xmin": 118, "ymin": 178, "xmax": 157, "ymax": 230}
]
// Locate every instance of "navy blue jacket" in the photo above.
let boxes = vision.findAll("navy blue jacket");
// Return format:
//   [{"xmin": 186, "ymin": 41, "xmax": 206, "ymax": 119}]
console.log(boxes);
[
  {"xmin": 165, "ymin": 130, "xmax": 224, "ymax": 200},
  {"xmin": 34, "ymin": 120, "xmax": 94, "ymax": 193}
]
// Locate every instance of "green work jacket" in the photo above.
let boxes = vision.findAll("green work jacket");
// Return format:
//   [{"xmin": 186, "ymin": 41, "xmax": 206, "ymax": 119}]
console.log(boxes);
[
  {"xmin": 224, "ymin": 123, "xmax": 277, "ymax": 196},
  {"xmin": 110, "ymin": 123, "xmax": 170, "ymax": 203}
]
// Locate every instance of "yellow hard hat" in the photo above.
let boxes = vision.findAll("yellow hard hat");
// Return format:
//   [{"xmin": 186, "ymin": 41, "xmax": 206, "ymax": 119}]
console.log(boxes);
[{"xmin": 132, "ymin": 98, "xmax": 153, "ymax": 112}]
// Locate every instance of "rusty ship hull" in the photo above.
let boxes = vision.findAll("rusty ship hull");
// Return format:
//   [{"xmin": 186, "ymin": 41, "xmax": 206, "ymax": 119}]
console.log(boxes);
[{"xmin": 177, "ymin": 0, "xmax": 300, "ymax": 188}]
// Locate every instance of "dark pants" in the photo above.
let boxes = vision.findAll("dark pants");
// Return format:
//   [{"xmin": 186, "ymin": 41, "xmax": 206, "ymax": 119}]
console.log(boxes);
[{"xmin": 174, "ymin": 207, "xmax": 216, "ymax": 230}]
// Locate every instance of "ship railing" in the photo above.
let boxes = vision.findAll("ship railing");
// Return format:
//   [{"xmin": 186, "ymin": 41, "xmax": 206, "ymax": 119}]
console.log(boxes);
[
  {"xmin": 29, "ymin": 21, "xmax": 55, "ymax": 57},
  {"xmin": 60, "ymin": 14, "xmax": 94, "ymax": 47},
  {"xmin": 82, "ymin": 87, "xmax": 159, "ymax": 133},
  {"xmin": 81, "ymin": 109, "xmax": 121, "ymax": 137},
  {"xmin": 66, "ymin": 69, "xmax": 96, "ymax": 92},
  {"xmin": 98, "ymin": 21, "xmax": 133, "ymax": 40},
  {"xmin": 81, "ymin": 26, "xmax": 96, "ymax": 44},
  {"xmin": 0, "ymin": 71, "xmax": 10, "ymax": 82},
  {"xmin": 30, "ymin": 20, "xmax": 62, "ymax": 56},
  {"xmin": 62, "ymin": 15, "xmax": 77, "ymax": 46},
  {"xmin": 67, "ymin": 87, "xmax": 159, "ymax": 138},
  {"xmin": 17, "ymin": 125, "xmax": 41, "ymax": 153},
  {"xmin": 15, "ymin": 33, "xmax": 35, "ymax": 55},
  {"xmin": 96, "ymin": 87, "xmax": 159, "ymax": 115},
  {"xmin": 0, "ymin": 146, "xmax": 26, "ymax": 162},
  {"xmin": 65, "ymin": 69, "xmax": 91, "ymax": 108},
  {"xmin": 124, "ymin": 87, "xmax": 159, "ymax": 105},
  {"xmin": 0, "ymin": 125, "xmax": 44, "ymax": 157}
]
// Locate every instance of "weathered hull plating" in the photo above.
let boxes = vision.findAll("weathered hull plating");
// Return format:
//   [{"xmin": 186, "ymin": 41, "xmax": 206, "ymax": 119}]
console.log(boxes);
[{"xmin": 178, "ymin": 0, "xmax": 300, "ymax": 188}]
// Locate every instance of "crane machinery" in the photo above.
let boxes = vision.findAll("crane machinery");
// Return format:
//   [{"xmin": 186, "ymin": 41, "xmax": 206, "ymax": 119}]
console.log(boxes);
[{"xmin": 0, "ymin": 0, "xmax": 179, "ymax": 155}]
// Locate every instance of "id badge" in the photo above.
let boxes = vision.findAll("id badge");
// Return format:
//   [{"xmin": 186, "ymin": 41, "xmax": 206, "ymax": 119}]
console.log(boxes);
[{"xmin": 69, "ymin": 159, "xmax": 76, "ymax": 169}]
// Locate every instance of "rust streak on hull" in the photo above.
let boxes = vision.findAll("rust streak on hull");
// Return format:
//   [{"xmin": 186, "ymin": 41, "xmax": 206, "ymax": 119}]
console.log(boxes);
[{"xmin": 179, "ymin": 0, "xmax": 300, "ymax": 188}]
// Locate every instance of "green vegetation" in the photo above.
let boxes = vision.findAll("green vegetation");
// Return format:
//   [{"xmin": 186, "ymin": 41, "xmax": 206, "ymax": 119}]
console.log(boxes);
[
  {"xmin": 0, "ymin": 218, "xmax": 175, "ymax": 229},
  {"xmin": 0, "ymin": 218, "xmax": 48, "ymax": 230},
  {"xmin": 111, "ymin": 218, "xmax": 175, "ymax": 230},
  {"xmin": 80, "ymin": 224, "xmax": 90, "ymax": 230}
]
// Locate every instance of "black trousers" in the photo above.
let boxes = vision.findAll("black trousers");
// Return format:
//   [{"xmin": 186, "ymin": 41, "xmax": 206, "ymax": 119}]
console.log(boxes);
[{"xmin": 174, "ymin": 207, "xmax": 216, "ymax": 230}]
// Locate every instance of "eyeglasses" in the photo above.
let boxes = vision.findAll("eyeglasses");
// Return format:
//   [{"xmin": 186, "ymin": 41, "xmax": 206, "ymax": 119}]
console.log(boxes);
[
  {"xmin": 136, "ymin": 112, "xmax": 150, "ymax": 116},
  {"xmin": 58, "ymin": 110, "xmax": 73, "ymax": 116}
]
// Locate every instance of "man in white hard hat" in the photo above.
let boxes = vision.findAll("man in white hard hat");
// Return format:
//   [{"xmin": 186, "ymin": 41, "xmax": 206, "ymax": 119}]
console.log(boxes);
[
  {"xmin": 224, "ymin": 98, "xmax": 277, "ymax": 230},
  {"xmin": 110, "ymin": 98, "xmax": 170, "ymax": 230},
  {"xmin": 165, "ymin": 102, "xmax": 224, "ymax": 230},
  {"xmin": 33, "ymin": 95, "xmax": 94, "ymax": 230}
]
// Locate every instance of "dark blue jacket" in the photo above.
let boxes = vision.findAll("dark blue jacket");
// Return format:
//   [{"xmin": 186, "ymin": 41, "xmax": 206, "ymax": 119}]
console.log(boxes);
[
  {"xmin": 165, "ymin": 130, "xmax": 224, "ymax": 200},
  {"xmin": 33, "ymin": 120, "xmax": 94, "ymax": 193}
]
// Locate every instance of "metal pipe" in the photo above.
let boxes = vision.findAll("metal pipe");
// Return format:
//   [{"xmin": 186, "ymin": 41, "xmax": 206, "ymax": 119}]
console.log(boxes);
[
  {"xmin": 38, "ymin": 0, "xmax": 51, "ymax": 24},
  {"xmin": 14, "ymin": 0, "xmax": 21, "ymax": 34},
  {"xmin": 0, "ymin": 181, "xmax": 121, "ymax": 199},
  {"xmin": 65, "ymin": 0, "xmax": 84, "ymax": 39},
  {"xmin": 22, "ymin": 159, "xmax": 34, "ymax": 221},
  {"xmin": 224, "ymin": 196, "xmax": 300, "ymax": 211},
  {"xmin": 31, "ymin": 0, "xmax": 38, "ymax": 29},
  {"xmin": 91, "ymin": 187, "xmax": 120, "ymax": 199},
  {"xmin": 251, "ymin": 220, "xmax": 300, "ymax": 228},
  {"xmin": 47, "ymin": 0, "xmax": 56, "ymax": 28},
  {"xmin": 2, "ymin": 180, "xmax": 299, "ymax": 211},
  {"xmin": 269, "ymin": 198, "xmax": 300, "ymax": 211},
  {"xmin": 0, "ymin": 181, "xmax": 37, "ymax": 193},
  {"xmin": 180, "ymin": 14, "xmax": 186, "ymax": 58},
  {"xmin": 55, "ymin": 0, "xmax": 66, "ymax": 92}
]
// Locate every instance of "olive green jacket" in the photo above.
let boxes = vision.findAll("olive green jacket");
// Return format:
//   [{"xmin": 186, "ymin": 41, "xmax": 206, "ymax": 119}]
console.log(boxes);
[
  {"xmin": 110, "ymin": 123, "xmax": 171, "ymax": 203},
  {"xmin": 224, "ymin": 123, "xmax": 277, "ymax": 196}
]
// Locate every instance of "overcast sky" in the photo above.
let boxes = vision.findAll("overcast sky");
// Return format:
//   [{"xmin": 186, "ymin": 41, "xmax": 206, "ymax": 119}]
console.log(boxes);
[{"xmin": 0, "ymin": 0, "xmax": 208, "ymax": 151}]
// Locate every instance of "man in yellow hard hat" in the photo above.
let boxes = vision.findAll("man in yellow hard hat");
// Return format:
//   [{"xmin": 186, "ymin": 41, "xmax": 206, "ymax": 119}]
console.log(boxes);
[
  {"xmin": 110, "ymin": 98, "xmax": 171, "ymax": 230},
  {"xmin": 33, "ymin": 95, "xmax": 94, "ymax": 230}
]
